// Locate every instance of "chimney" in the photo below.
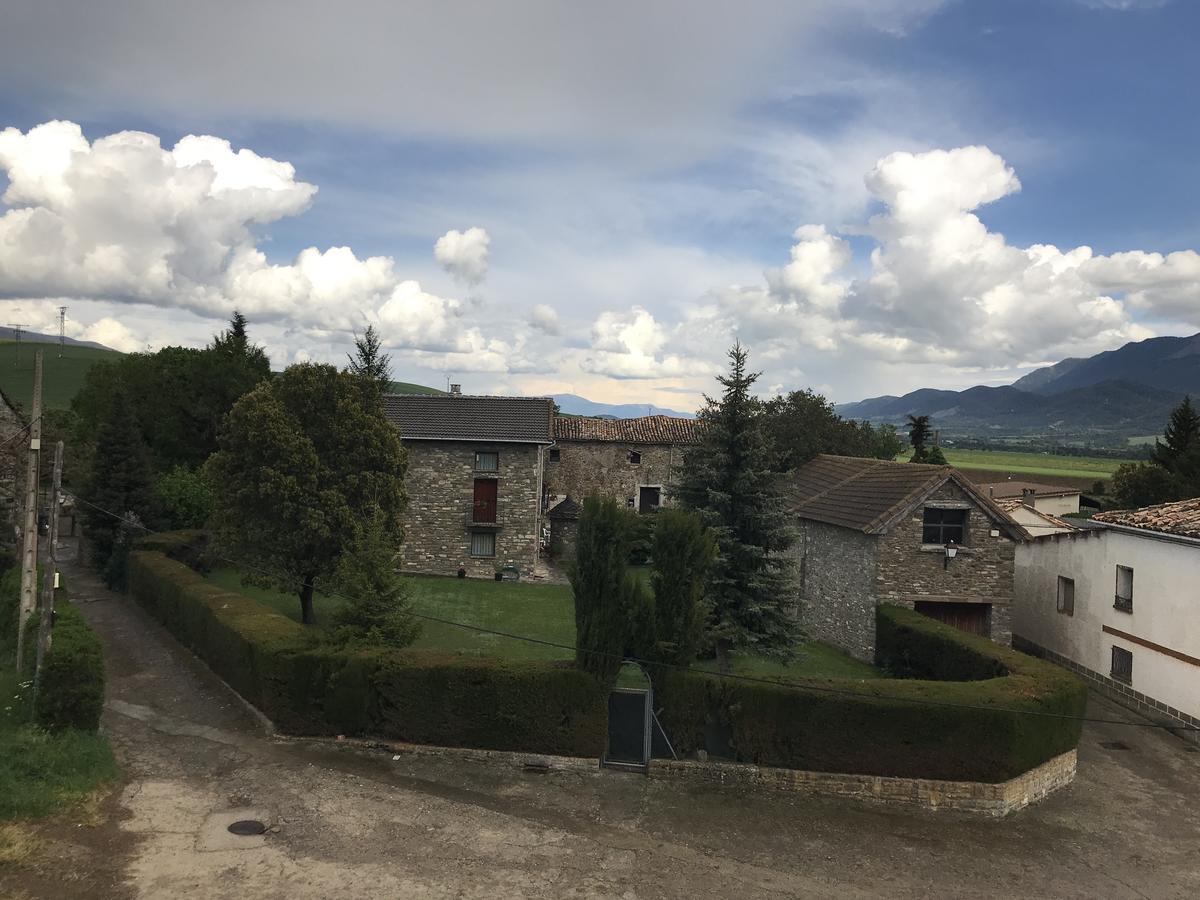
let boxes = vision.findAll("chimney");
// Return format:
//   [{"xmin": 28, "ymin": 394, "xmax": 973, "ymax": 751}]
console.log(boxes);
[
  {"xmin": 1022, "ymin": 487, "xmax": 1036, "ymax": 506},
  {"xmin": 449, "ymin": 384, "xmax": 462, "ymax": 395}
]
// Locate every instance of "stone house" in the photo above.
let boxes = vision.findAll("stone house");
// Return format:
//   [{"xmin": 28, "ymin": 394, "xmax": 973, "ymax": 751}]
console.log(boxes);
[
  {"xmin": 1014, "ymin": 498, "xmax": 1200, "ymax": 737},
  {"xmin": 382, "ymin": 392, "xmax": 554, "ymax": 578},
  {"xmin": 789, "ymin": 454, "xmax": 1026, "ymax": 662},
  {"xmin": 544, "ymin": 415, "xmax": 703, "ymax": 514}
]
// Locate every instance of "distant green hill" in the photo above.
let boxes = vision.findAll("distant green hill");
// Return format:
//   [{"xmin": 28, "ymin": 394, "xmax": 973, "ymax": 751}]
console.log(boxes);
[
  {"xmin": 0, "ymin": 340, "xmax": 122, "ymax": 413},
  {"xmin": 388, "ymin": 381, "xmax": 443, "ymax": 394}
]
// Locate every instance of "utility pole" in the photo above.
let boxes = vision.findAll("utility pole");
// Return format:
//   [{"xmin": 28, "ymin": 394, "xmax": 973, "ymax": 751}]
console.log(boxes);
[
  {"xmin": 6, "ymin": 324, "xmax": 26, "ymax": 368},
  {"xmin": 15, "ymin": 350, "xmax": 43, "ymax": 673},
  {"xmin": 58, "ymin": 307, "xmax": 68, "ymax": 358},
  {"xmin": 33, "ymin": 440, "xmax": 64, "ymax": 699}
]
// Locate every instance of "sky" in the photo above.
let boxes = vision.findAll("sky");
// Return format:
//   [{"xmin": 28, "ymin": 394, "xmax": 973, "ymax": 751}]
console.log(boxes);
[{"xmin": 1, "ymin": 0, "xmax": 1198, "ymax": 408}]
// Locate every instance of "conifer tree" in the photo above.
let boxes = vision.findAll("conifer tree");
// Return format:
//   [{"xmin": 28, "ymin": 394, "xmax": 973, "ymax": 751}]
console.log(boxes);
[
  {"xmin": 327, "ymin": 508, "xmax": 420, "ymax": 647},
  {"xmin": 347, "ymin": 325, "xmax": 393, "ymax": 396},
  {"xmin": 649, "ymin": 509, "xmax": 716, "ymax": 667},
  {"xmin": 907, "ymin": 414, "xmax": 932, "ymax": 462},
  {"xmin": 675, "ymin": 343, "xmax": 800, "ymax": 670},
  {"xmin": 570, "ymin": 495, "xmax": 649, "ymax": 683},
  {"xmin": 1151, "ymin": 396, "xmax": 1200, "ymax": 473}
]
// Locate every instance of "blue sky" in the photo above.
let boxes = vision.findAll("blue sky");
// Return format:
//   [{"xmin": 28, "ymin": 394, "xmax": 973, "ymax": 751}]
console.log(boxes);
[{"xmin": 1, "ymin": 0, "xmax": 1197, "ymax": 406}]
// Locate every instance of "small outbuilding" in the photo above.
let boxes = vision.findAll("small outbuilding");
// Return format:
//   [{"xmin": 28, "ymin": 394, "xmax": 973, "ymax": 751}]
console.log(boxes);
[{"xmin": 547, "ymin": 496, "xmax": 582, "ymax": 563}]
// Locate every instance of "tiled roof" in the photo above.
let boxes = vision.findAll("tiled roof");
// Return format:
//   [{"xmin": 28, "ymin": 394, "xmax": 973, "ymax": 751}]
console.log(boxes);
[
  {"xmin": 995, "ymin": 498, "xmax": 1078, "ymax": 533},
  {"xmin": 553, "ymin": 414, "xmax": 704, "ymax": 445},
  {"xmin": 977, "ymin": 480, "xmax": 1081, "ymax": 499},
  {"xmin": 382, "ymin": 394, "xmax": 553, "ymax": 443},
  {"xmin": 1094, "ymin": 497, "xmax": 1200, "ymax": 540},
  {"xmin": 788, "ymin": 454, "xmax": 1021, "ymax": 536}
]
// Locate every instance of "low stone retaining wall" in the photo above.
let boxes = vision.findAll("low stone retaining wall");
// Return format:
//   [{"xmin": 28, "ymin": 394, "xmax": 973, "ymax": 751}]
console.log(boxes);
[
  {"xmin": 647, "ymin": 750, "xmax": 1077, "ymax": 817},
  {"xmin": 282, "ymin": 734, "xmax": 1076, "ymax": 816}
]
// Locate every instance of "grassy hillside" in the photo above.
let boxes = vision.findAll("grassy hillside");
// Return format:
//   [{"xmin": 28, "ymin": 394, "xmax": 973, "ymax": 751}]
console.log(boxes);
[
  {"xmin": 0, "ymin": 341, "xmax": 121, "ymax": 413},
  {"xmin": 388, "ymin": 381, "xmax": 443, "ymax": 395}
]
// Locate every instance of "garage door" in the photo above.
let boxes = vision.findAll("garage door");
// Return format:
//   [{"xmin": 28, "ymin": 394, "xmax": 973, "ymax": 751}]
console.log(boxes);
[{"xmin": 914, "ymin": 601, "xmax": 988, "ymax": 636}]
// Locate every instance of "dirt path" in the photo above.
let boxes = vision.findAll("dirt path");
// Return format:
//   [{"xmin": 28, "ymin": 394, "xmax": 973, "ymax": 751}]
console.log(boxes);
[{"xmin": 5, "ymin": 537, "xmax": 1200, "ymax": 898}]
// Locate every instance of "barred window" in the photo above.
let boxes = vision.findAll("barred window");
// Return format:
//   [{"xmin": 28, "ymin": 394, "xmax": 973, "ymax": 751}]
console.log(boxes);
[{"xmin": 470, "ymin": 531, "xmax": 496, "ymax": 557}]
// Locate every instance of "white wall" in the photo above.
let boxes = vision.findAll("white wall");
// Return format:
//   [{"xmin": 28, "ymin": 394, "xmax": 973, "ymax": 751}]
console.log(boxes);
[
  {"xmin": 1005, "ymin": 504, "xmax": 1075, "ymax": 536},
  {"xmin": 1014, "ymin": 527, "xmax": 1200, "ymax": 721},
  {"xmin": 1032, "ymin": 493, "xmax": 1080, "ymax": 516}
]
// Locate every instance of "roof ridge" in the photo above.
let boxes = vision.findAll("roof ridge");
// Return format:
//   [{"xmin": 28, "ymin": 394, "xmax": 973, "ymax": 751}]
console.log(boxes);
[{"xmin": 795, "ymin": 457, "xmax": 892, "ymax": 513}]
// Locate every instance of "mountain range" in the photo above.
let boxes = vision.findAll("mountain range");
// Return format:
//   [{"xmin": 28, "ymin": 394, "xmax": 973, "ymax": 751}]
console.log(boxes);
[
  {"xmin": 0, "ymin": 326, "xmax": 115, "ymax": 352},
  {"xmin": 835, "ymin": 332, "xmax": 1200, "ymax": 445},
  {"xmin": 552, "ymin": 393, "xmax": 694, "ymax": 419}
]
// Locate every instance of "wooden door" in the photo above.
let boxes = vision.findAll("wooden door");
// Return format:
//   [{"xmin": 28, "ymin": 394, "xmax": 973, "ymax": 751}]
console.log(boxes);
[
  {"xmin": 914, "ymin": 601, "xmax": 988, "ymax": 636},
  {"xmin": 473, "ymin": 478, "xmax": 498, "ymax": 523}
]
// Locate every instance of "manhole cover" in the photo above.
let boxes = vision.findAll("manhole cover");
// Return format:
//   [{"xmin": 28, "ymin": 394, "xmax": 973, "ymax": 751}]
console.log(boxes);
[
  {"xmin": 227, "ymin": 819, "xmax": 267, "ymax": 836},
  {"xmin": 1099, "ymin": 741, "xmax": 1131, "ymax": 751}
]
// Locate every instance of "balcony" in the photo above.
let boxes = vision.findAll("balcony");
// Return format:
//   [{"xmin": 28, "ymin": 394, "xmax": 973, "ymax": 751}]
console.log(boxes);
[{"xmin": 1114, "ymin": 594, "xmax": 1133, "ymax": 614}]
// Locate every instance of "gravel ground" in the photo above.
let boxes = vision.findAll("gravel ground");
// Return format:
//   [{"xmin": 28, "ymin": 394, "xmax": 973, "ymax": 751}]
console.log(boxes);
[{"xmin": 4, "ymin": 536, "xmax": 1198, "ymax": 899}]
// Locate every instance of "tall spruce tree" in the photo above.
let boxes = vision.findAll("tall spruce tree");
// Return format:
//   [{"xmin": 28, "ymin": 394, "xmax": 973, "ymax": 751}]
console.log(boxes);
[
  {"xmin": 570, "ymin": 495, "xmax": 650, "ymax": 683},
  {"xmin": 1151, "ymin": 396, "xmax": 1200, "ymax": 473},
  {"xmin": 676, "ymin": 343, "xmax": 800, "ymax": 670},
  {"xmin": 347, "ymin": 325, "xmax": 393, "ymax": 396}
]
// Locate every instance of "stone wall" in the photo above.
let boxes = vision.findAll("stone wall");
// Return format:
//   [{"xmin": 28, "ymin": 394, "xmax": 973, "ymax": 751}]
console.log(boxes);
[
  {"xmin": 875, "ymin": 480, "xmax": 1016, "ymax": 644},
  {"xmin": 545, "ymin": 440, "xmax": 685, "ymax": 510},
  {"xmin": 398, "ymin": 440, "xmax": 543, "ymax": 578},
  {"xmin": 793, "ymin": 520, "xmax": 878, "ymax": 662},
  {"xmin": 549, "ymin": 517, "xmax": 579, "ymax": 563}
]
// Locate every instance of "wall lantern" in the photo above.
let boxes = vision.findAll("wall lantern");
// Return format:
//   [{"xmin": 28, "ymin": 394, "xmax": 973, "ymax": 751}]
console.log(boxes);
[{"xmin": 943, "ymin": 541, "xmax": 958, "ymax": 570}]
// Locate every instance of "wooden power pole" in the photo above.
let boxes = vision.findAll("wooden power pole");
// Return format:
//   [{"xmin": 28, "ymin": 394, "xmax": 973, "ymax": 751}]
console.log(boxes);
[
  {"xmin": 33, "ymin": 441, "xmax": 64, "ymax": 699},
  {"xmin": 15, "ymin": 349, "xmax": 43, "ymax": 673}
]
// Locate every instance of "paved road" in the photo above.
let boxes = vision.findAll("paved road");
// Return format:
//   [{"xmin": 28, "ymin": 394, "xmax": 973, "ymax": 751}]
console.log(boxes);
[{"xmin": 5, "ymin": 537, "xmax": 1200, "ymax": 899}]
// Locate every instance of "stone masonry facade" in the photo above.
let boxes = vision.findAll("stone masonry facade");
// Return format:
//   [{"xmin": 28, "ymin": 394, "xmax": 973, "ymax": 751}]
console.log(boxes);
[
  {"xmin": 794, "ymin": 521, "xmax": 879, "ymax": 662},
  {"xmin": 545, "ymin": 440, "xmax": 685, "ymax": 511},
  {"xmin": 398, "ymin": 440, "xmax": 544, "ymax": 579},
  {"xmin": 875, "ymin": 480, "xmax": 1016, "ymax": 646}
]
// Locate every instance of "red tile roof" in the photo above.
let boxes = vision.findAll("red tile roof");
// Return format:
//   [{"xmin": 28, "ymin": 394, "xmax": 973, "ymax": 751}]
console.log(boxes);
[
  {"xmin": 788, "ymin": 454, "xmax": 1023, "ymax": 537},
  {"xmin": 1094, "ymin": 497, "xmax": 1200, "ymax": 540},
  {"xmin": 553, "ymin": 414, "xmax": 703, "ymax": 445}
]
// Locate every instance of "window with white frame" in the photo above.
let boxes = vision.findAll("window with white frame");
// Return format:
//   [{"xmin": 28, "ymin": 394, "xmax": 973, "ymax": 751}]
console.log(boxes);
[
  {"xmin": 1056, "ymin": 576, "xmax": 1075, "ymax": 616},
  {"xmin": 1115, "ymin": 565, "xmax": 1133, "ymax": 613}
]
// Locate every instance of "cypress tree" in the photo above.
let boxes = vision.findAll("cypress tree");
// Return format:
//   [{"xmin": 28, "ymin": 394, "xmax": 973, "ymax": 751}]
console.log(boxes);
[
  {"xmin": 676, "ymin": 343, "xmax": 800, "ymax": 670},
  {"xmin": 649, "ymin": 508, "xmax": 716, "ymax": 667}
]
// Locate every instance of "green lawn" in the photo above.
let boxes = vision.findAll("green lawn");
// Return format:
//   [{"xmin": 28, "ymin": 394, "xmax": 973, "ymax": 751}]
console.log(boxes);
[
  {"xmin": 0, "ymin": 670, "xmax": 118, "ymax": 823},
  {"xmin": 900, "ymin": 447, "xmax": 1130, "ymax": 480},
  {"xmin": 205, "ymin": 567, "xmax": 879, "ymax": 681},
  {"xmin": 0, "ymin": 341, "xmax": 122, "ymax": 413}
]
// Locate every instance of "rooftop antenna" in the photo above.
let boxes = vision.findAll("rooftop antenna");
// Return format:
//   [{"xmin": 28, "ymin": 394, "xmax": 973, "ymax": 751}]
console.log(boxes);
[
  {"xmin": 6, "ymin": 324, "xmax": 27, "ymax": 367},
  {"xmin": 57, "ymin": 307, "xmax": 67, "ymax": 358}
]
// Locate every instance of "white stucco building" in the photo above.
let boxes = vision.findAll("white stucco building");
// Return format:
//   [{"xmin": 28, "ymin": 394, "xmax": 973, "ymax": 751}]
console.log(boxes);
[
  {"xmin": 1013, "ymin": 497, "xmax": 1200, "ymax": 737},
  {"xmin": 980, "ymin": 480, "xmax": 1082, "ymax": 518}
]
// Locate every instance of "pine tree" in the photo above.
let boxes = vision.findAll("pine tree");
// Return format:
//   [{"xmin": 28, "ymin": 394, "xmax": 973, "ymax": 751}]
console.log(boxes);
[
  {"xmin": 80, "ymin": 386, "xmax": 154, "ymax": 582},
  {"xmin": 1151, "ymin": 396, "xmax": 1200, "ymax": 474},
  {"xmin": 347, "ymin": 325, "xmax": 393, "ymax": 396},
  {"xmin": 327, "ymin": 508, "xmax": 420, "ymax": 647},
  {"xmin": 570, "ymin": 495, "xmax": 649, "ymax": 683},
  {"xmin": 676, "ymin": 343, "xmax": 800, "ymax": 670}
]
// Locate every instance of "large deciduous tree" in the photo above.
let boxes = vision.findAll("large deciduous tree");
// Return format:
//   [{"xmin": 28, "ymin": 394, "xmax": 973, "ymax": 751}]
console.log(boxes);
[
  {"xmin": 205, "ymin": 364, "xmax": 407, "ymax": 625},
  {"xmin": 762, "ymin": 388, "xmax": 905, "ymax": 470},
  {"xmin": 676, "ymin": 343, "xmax": 800, "ymax": 670}
]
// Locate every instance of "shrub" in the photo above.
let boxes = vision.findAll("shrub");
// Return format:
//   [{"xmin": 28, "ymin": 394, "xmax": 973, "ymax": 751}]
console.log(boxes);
[
  {"xmin": 127, "ymin": 548, "xmax": 607, "ymax": 756},
  {"xmin": 33, "ymin": 592, "xmax": 105, "ymax": 732},
  {"xmin": 657, "ymin": 604, "xmax": 1086, "ymax": 783}
]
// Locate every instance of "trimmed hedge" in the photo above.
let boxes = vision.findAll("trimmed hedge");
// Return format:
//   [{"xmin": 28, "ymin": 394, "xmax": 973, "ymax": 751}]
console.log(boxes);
[
  {"xmin": 126, "ymin": 544, "xmax": 606, "ymax": 756},
  {"xmin": 658, "ymin": 604, "xmax": 1087, "ymax": 783},
  {"xmin": 33, "ymin": 589, "xmax": 106, "ymax": 731}
]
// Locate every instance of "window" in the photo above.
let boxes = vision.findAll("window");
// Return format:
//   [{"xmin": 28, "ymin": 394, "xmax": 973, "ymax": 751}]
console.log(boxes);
[
  {"xmin": 548, "ymin": 447, "xmax": 560, "ymax": 462},
  {"xmin": 1115, "ymin": 565, "xmax": 1133, "ymax": 613},
  {"xmin": 470, "ymin": 531, "xmax": 496, "ymax": 557},
  {"xmin": 474, "ymin": 451, "xmax": 499, "ymax": 472},
  {"xmin": 628, "ymin": 450, "xmax": 642, "ymax": 465},
  {"xmin": 922, "ymin": 507, "xmax": 967, "ymax": 545},
  {"xmin": 1111, "ymin": 645, "xmax": 1133, "ymax": 684},
  {"xmin": 1056, "ymin": 576, "xmax": 1075, "ymax": 616}
]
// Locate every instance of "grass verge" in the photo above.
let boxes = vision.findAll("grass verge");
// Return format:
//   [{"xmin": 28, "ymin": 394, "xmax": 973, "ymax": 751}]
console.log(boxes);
[{"xmin": 205, "ymin": 567, "xmax": 879, "ymax": 681}]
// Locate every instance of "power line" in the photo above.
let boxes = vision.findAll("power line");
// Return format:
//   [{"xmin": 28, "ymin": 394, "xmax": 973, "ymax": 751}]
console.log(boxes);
[{"xmin": 68, "ymin": 493, "xmax": 1200, "ymax": 733}]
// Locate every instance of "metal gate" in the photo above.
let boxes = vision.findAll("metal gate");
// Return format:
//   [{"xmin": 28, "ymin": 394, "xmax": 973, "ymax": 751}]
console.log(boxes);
[{"xmin": 604, "ymin": 687, "xmax": 651, "ymax": 772}]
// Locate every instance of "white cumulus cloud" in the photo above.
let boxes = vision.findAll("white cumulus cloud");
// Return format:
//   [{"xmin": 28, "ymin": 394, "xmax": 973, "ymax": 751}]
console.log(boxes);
[{"xmin": 434, "ymin": 227, "xmax": 490, "ymax": 286}]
